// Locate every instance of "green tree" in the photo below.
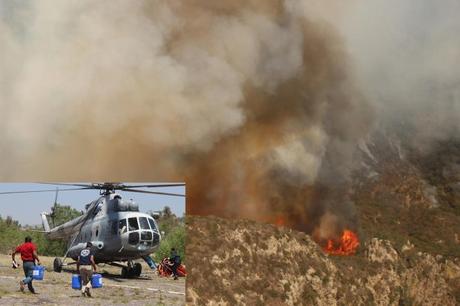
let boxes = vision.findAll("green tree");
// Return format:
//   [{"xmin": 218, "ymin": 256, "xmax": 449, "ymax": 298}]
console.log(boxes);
[
  {"xmin": 0, "ymin": 204, "xmax": 82, "ymax": 256},
  {"xmin": 154, "ymin": 206, "xmax": 180, "ymax": 237},
  {"xmin": 152, "ymin": 206, "xmax": 185, "ymax": 263},
  {"xmin": 0, "ymin": 215, "xmax": 23, "ymax": 254},
  {"xmin": 153, "ymin": 224, "xmax": 185, "ymax": 263},
  {"xmin": 49, "ymin": 204, "xmax": 83, "ymax": 227},
  {"xmin": 37, "ymin": 204, "xmax": 83, "ymax": 255}
]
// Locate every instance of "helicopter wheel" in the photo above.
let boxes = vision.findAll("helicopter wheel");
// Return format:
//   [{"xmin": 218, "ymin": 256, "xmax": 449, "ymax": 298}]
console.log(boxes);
[
  {"xmin": 53, "ymin": 257, "xmax": 62, "ymax": 273},
  {"xmin": 121, "ymin": 266, "xmax": 129, "ymax": 278},
  {"xmin": 133, "ymin": 263, "xmax": 142, "ymax": 277}
]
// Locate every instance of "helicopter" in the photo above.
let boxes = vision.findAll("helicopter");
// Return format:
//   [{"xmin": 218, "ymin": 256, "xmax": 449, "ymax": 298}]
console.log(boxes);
[{"xmin": 0, "ymin": 182, "xmax": 185, "ymax": 278}]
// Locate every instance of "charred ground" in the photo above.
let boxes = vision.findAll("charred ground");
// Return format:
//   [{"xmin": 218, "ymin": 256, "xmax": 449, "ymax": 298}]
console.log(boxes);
[{"xmin": 354, "ymin": 133, "xmax": 460, "ymax": 258}]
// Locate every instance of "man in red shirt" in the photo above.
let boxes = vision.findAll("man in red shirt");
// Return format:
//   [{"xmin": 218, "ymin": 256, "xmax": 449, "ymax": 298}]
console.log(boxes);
[{"xmin": 12, "ymin": 236, "xmax": 40, "ymax": 293}]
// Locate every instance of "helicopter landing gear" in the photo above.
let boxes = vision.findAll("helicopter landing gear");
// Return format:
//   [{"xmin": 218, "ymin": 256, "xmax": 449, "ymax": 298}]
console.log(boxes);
[
  {"xmin": 53, "ymin": 257, "xmax": 63, "ymax": 273},
  {"xmin": 133, "ymin": 263, "xmax": 142, "ymax": 277},
  {"xmin": 121, "ymin": 261, "xmax": 142, "ymax": 278},
  {"xmin": 121, "ymin": 266, "xmax": 129, "ymax": 278}
]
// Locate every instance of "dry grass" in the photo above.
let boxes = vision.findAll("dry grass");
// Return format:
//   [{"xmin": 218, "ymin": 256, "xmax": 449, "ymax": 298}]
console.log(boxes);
[{"xmin": 0, "ymin": 254, "xmax": 185, "ymax": 305}]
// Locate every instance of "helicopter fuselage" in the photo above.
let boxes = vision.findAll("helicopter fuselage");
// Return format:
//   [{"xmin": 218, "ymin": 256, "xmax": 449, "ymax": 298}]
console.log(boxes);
[{"xmin": 41, "ymin": 193, "xmax": 161, "ymax": 263}]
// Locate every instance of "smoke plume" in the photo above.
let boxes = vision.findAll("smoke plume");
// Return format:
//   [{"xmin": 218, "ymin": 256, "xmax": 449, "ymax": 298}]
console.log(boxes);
[
  {"xmin": 2, "ymin": 1, "xmax": 457, "ymax": 237},
  {"xmin": 338, "ymin": 0, "xmax": 460, "ymax": 151}
]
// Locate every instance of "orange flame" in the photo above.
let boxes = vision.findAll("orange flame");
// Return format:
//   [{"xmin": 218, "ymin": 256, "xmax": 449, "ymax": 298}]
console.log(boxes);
[
  {"xmin": 274, "ymin": 215, "xmax": 286, "ymax": 226},
  {"xmin": 323, "ymin": 229, "xmax": 359, "ymax": 255}
]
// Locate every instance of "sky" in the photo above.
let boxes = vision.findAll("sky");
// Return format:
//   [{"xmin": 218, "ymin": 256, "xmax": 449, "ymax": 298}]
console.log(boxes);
[{"xmin": 0, "ymin": 183, "xmax": 185, "ymax": 226}]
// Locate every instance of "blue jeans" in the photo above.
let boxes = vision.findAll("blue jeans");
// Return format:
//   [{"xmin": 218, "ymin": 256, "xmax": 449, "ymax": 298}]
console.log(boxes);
[{"xmin": 22, "ymin": 261, "xmax": 35, "ymax": 292}]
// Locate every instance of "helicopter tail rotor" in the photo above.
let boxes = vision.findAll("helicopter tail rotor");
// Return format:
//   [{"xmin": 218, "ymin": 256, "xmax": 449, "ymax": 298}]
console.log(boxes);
[{"xmin": 50, "ymin": 187, "xmax": 59, "ymax": 227}]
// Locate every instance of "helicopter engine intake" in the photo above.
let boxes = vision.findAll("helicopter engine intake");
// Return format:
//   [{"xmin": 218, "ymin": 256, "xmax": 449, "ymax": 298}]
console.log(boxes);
[{"xmin": 113, "ymin": 198, "xmax": 139, "ymax": 212}]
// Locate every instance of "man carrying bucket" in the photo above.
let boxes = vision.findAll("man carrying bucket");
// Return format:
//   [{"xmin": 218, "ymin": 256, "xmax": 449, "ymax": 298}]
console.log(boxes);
[
  {"xmin": 12, "ymin": 236, "xmax": 40, "ymax": 294},
  {"xmin": 77, "ymin": 242, "xmax": 97, "ymax": 297}
]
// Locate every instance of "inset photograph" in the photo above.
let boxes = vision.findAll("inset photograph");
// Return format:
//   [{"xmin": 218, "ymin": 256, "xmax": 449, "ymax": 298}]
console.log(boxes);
[{"xmin": 0, "ymin": 182, "xmax": 185, "ymax": 305}]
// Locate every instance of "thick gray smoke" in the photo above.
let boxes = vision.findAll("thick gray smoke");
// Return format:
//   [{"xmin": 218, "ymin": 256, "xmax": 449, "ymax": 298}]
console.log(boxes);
[
  {"xmin": 339, "ymin": 0, "xmax": 460, "ymax": 150},
  {"xmin": 1, "ymin": 0, "xmax": 359, "ymax": 180},
  {"xmin": 2, "ymin": 1, "xmax": 457, "ymax": 239}
]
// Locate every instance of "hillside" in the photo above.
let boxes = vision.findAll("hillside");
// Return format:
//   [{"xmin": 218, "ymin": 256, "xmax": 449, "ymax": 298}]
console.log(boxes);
[
  {"xmin": 354, "ymin": 132, "xmax": 460, "ymax": 258},
  {"xmin": 186, "ymin": 216, "xmax": 459, "ymax": 305},
  {"xmin": 185, "ymin": 133, "xmax": 460, "ymax": 305}
]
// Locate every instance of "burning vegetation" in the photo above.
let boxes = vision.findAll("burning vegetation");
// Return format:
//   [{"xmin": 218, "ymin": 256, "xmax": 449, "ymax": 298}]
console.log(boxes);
[{"xmin": 323, "ymin": 229, "xmax": 360, "ymax": 256}]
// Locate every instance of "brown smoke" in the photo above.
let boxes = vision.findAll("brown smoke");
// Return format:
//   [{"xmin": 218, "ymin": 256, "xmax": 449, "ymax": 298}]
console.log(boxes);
[{"xmin": 0, "ymin": 1, "xmax": 371, "ymax": 235}]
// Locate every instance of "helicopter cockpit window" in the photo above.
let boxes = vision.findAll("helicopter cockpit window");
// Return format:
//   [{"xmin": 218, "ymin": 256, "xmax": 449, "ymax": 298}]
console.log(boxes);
[
  {"xmin": 139, "ymin": 217, "xmax": 150, "ymax": 230},
  {"xmin": 128, "ymin": 217, "xmax": 139, "ymax": 231},
  {"xmin": 148, "ymin": 218, "xmax": 156, "ymax": 231},
  {"xmin": 119, "ymin": 219, "xmax": 127, "ymax": 235}
]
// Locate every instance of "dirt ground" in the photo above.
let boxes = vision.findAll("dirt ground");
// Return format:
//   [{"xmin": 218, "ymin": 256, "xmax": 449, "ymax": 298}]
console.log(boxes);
[{"xmin": 0, "ymin": 254, "xmax": 185, "ymax": 306}]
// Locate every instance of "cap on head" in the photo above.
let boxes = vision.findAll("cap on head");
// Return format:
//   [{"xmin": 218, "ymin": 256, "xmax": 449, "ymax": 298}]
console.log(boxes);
[{"xmin": 25, "ymin": 236, "xmax": 32, "ymax": 243}]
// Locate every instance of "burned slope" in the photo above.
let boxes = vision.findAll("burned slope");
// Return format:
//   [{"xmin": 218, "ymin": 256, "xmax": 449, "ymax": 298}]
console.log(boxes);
[
  {"xmin": 186, "ymin": 216, "xmax": 459, "ymax": 305},
  {"xmin": 353, "ymin": 132, "xmax": 460, "ymax": 258}
]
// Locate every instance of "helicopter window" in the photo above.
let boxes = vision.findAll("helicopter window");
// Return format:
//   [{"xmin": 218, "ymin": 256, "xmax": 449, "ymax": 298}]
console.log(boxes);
[
  {"xmin": 95, "ymin": 228, "xmax": 99, "ymax": 237},
  {"xmin": 153, "ymin": 232, "xmax": 160, "ymax": 244},
  {"xmin": 139, "ymin": 217, "xmax": 149, "ymax": 230},
  {"xmin": 148, "ymin": 218, "xmax": 156, "ymax": 230},
  {"xmin": 128, "ymin": 217, "xmax": 139, "ymax": 231},
  {"xmin": 128, "ymin": 232, "xmax": 139, "ymax": 245},
  {"xmin": 119, "ymin": 219, "xmax": 127, "ymax": 234},
  {"xmin": 141, "ymin": 231, "xmax": 152, "ymax": 241}
]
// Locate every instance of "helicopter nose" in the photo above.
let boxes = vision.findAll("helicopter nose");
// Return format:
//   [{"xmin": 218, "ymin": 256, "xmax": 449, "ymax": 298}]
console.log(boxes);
[{"xmin": 125, "ymin": 229, "xmax": 158, "ymax": 249}]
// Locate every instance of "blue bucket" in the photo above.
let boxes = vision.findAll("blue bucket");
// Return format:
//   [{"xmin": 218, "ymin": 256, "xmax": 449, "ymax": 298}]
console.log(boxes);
[
  {"xmin": 32, "ymin": 265, "xmax": 45, "ymax": 280},
  {"xmin": 71, "ymin": 274, "xmax": 81, "ymax": 289},
  {"xmin": 91, "ymin": 274, "xmax": 102, "ymax": 288}
]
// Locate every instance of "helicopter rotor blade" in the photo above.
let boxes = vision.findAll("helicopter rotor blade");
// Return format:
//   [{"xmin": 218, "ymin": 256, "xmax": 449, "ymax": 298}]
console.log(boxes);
[
  {"xmin": 38, "ymin": 182, "xmax": 185, "ymax": 190},
  {"xmin": 2, "ymin": 183, "xmax": 186, "ymax": 197},
  {"xmin": 38, "ymin": 182, "xmax": 96, "ymax": 188},
  {"xmin": 121, "ymin": 188, "xmax": 185, "ymax": 197},
  {"xmin": 120, "ymin": 183, "xmax": 185, "ymax": 188},
  {"xmin": 0, "ymin": 187, "xmax": 94, "ymax": 195}
]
